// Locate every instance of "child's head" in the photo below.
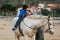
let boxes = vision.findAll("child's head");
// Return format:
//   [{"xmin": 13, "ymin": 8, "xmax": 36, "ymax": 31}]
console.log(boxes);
[{"xmin": 23, "ymin": 5, "xmax": 28, "ymax": 10}]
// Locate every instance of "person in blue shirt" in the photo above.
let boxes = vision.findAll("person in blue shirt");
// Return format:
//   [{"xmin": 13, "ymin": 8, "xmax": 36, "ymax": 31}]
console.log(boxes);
[{"xmin": 12, "ymin": 5, "xmax": 28, "ymax": 30}]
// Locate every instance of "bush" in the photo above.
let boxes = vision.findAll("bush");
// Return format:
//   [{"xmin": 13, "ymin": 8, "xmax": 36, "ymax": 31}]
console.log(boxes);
[{"xmin": 0, "ymin": 4, "xmax": 17, "ymax": 16}]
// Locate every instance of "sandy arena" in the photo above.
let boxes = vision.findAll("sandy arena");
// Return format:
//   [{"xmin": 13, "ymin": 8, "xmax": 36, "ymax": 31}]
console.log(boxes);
[{"xmin": 0, "ymin": 18, "xmax": 60, "ymax": 40}]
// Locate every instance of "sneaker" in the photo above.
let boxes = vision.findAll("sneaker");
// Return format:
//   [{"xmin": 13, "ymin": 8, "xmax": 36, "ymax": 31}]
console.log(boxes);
[{"xmin": 12, "ymin": 28, "xmax": 16, "ymax": 31}]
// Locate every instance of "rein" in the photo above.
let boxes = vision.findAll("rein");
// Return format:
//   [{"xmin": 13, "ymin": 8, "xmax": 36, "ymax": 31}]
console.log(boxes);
[{"xmin": 23, "ymin": 20, "xmax": 37, "ymax": 30}]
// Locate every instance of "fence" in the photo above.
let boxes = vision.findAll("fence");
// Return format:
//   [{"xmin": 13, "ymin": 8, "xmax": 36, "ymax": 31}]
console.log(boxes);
[{"xmin": 52, "ymin": 17, "xmax": 60, "ymax": 23}]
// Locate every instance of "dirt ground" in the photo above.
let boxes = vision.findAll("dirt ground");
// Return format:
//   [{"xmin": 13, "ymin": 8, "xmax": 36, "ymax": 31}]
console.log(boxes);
[
  {"xmin": 44, "ymin": 23, "xmax": 60, "ymax": 40},
  {"xmin": 0, "ymin": 18, "xmax": 60, "ymax": 40}
]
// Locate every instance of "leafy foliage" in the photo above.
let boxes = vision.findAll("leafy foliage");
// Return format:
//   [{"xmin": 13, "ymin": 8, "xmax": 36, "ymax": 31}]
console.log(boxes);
[
  {"xmin": 0, "ymin": 4, "xmax": 17, "ymax": 16},
  {"xmin": 0, "ymin": 0, "xmax": 60, "ymax": 16},
  {"xmin": 0, "ymin": 4, "xmax": 17, "ymax": 12}
]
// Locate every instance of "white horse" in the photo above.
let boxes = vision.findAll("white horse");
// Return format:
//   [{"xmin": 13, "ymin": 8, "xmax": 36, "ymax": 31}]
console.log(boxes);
[{"xmin": 12, "ymin": 15, "xmax": 54, "ymax": 40}]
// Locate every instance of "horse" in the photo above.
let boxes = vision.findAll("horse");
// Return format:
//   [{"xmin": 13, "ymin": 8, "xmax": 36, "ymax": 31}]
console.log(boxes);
[{"xmin": 12, "ymin": 15, "xmax": 54, "ymax": 40}]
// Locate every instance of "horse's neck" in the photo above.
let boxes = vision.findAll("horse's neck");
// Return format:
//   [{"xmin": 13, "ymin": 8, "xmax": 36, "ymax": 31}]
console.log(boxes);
[
  {"xmin": 22, "ymin": 16, "xmax": 42, "ymax": 28},
  {"xmin": 20, "ymin": 15, "xmax": 48, "ymax": 30}
]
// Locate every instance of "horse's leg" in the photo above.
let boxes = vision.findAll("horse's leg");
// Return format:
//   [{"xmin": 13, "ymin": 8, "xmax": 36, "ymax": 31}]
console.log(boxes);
[
  {"xmin": 15, "ymin": 34, "xmax": 17, "ymax": 40},
  {"xmin": 24, "ymin": 35, "xmax": 32, "ymax": 40},
  {"xmin": 14, "ymin": 33, "xmax": 18, "ymax": 40},
  {"xmin": 24, "ymin": 35, "xmax": 29, "ymax": 40},
  {"xmin": 28, "ymin": 36, "xmax": 32, "ymax": 40},
  {"xmin": 27, "ymin": 35, "xmax": 35, "ymax": 40},
  {"xmin": 17, "ymin": 36, "xmax": 24, "ymax": 40},
  {"xmin": 17, "ymin": 36, "xmax": 20, "ymax": 40},
  {"xmin": 32, "ymin": 35, "xmax": 35, "ymax": 40}
]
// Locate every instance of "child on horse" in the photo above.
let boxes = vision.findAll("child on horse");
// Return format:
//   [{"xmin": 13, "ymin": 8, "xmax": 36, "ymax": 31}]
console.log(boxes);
[{"xmin": 12, "ymin": 5, "xmax": 31, "ymax": 30}]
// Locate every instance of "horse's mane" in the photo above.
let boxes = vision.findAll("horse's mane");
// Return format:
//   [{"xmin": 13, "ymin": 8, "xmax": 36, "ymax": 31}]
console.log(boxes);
[{"xmin": 26, "ymin": 15, "xmax": 48, "ymax": 19}]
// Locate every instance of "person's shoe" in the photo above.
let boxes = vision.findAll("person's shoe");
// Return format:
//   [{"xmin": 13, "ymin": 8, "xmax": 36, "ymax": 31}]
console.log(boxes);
[{"xmin": 12, "ymin": 28, "xmax": 16, "ymax": 31}]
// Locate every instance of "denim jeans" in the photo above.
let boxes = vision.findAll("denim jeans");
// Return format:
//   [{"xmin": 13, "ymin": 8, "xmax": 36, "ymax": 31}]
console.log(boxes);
[
  {"xmin": 14, "ymin": 16, "xmax": 23, "ymax": 28},
  {"xmin": 35, "ymin": 27, "xmax": 44, "ymax": 40}
]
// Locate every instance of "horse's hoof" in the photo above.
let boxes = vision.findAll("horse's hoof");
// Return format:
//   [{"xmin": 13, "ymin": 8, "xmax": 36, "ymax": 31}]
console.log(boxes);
[{"xmin": 12, "ymin": 28, "xmax": 16, "ymax": 31}]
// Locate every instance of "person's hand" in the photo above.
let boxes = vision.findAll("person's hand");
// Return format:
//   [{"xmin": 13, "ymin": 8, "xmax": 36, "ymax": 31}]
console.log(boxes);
[
  {"xmin": 27, "ymin": 11, "xmax": 31, "ymax": 16},
  {"xmin": 27, "ymin": 13, "xmax": 31, "ymax": 16}
]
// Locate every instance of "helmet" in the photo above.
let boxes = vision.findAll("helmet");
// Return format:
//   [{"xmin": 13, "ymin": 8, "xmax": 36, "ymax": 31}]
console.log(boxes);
[{"xmin": 23, "ymin": 4, "xmax": 28, "ymax": 9}]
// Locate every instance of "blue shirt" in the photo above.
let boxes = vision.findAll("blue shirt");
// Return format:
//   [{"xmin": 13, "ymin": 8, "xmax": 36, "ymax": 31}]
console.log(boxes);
[{"xmin": 19, "ymin": 9, "xmax": 27, "ymax": 17}]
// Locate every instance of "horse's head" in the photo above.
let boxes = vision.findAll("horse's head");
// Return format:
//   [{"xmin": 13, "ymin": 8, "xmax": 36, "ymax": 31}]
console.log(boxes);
[
  {"xmin": 45, "ymin": 16, "xmax": 54, "ymax": 35},
  {"xmin": 26, "ymin": 15, "xmax": 54, "ymax": 35},
  {"xmin": 48, "ymin": 19, "xmax": 54, "ymax": 35}
]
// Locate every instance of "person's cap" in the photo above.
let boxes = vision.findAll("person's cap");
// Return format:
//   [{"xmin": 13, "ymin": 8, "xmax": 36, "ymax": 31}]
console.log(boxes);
[
  {"xmin": 23, "ymin": 4, "xmax": 28, "ymax": 9},
  {"xmin": 23, "ymin": 4, "xmax": 28, "ymax": 8}
]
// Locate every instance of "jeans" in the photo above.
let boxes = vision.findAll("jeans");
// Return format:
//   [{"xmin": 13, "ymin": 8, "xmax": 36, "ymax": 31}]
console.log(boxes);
[
  {"xmin": 14, "ymin": 16, "xmax": 23, "ymax": 28},
  {"xmin": 35, "ymin": 27, "xmax": 44, "ymax": 40}
]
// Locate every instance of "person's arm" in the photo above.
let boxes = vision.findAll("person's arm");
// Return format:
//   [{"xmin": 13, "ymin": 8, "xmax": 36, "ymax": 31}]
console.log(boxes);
[{"xmin": 26, "ymin": 10, "xmax": 31, "ymax": 16}]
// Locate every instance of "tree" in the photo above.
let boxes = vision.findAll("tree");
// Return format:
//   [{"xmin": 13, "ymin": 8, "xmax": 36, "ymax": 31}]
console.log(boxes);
[
  {"xmin": 0, "ymin": 4, "xmax": 17, "ymax": 16},
  {"xmin": 55, "ymin": 8, "xmax": 60, "ymax": 17}
]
